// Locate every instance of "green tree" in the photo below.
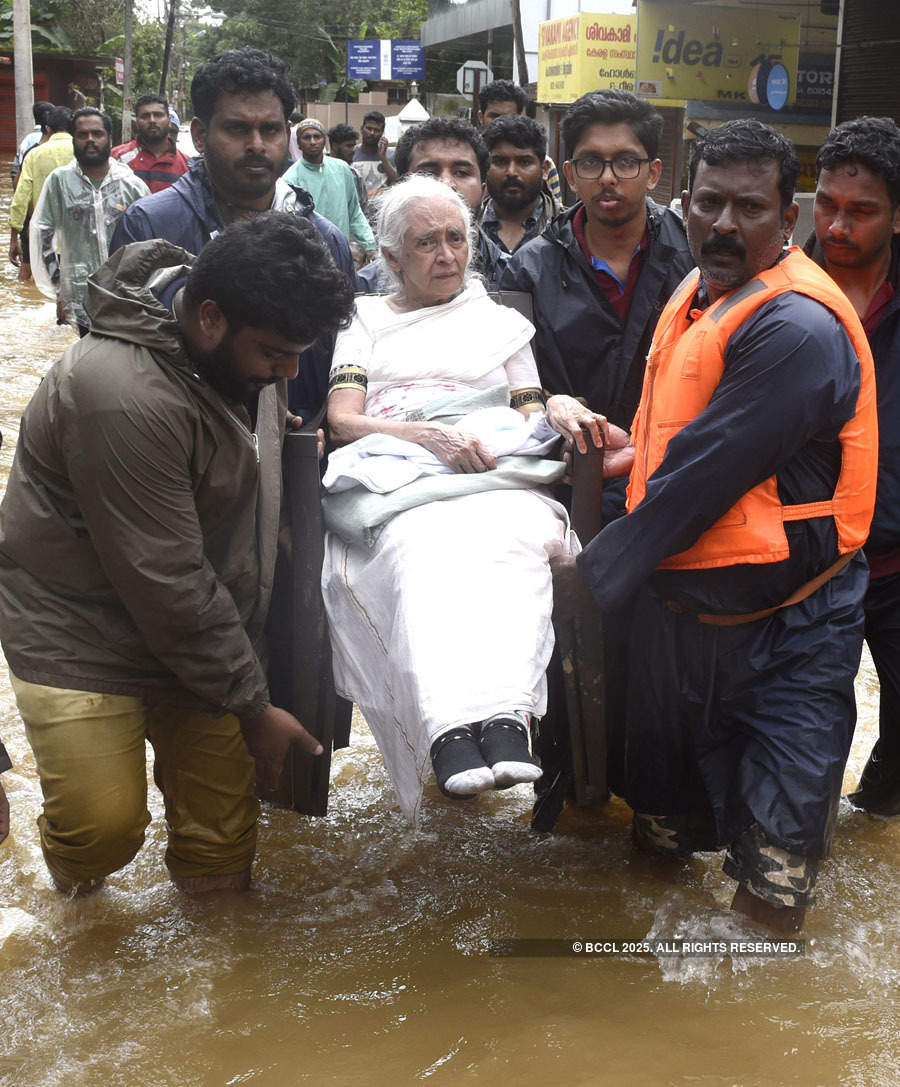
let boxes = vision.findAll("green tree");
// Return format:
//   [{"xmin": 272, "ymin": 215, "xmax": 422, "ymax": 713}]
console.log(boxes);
[
  {"xmin": 0, "ymin": 0, "xmax": 74, "ymax": 50},
  {"xmin": 195, "ymin": 0, "xmax": 427, "ymax": 93},
  {"xmin": 102, "ymin": 20, "xmax": 169, "ymax": 97}
]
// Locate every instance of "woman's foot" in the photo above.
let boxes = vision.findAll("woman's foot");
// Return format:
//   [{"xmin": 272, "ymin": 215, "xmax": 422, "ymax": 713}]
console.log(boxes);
[
  {"xmin": 477, "ymin": 714, "xmax": 543, "ymax": 789},
  {"xmin": 430, "ymin": 727, "xmax": 494, "ymax": 798}
]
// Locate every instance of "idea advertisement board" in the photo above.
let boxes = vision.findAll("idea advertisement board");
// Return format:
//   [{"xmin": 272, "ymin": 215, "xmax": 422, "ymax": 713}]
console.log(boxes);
[{"xmin": 635, "ymin": 3, "xmax": 799, "ymax": 109}]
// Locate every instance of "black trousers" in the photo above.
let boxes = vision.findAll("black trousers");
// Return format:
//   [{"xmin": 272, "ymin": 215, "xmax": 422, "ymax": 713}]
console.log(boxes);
[{"xmin": 863, "ymin": 570, "xmax": 900, "ymax": 761}]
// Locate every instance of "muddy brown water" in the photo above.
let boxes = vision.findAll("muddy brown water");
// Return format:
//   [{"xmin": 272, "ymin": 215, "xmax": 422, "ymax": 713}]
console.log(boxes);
[{"xmin": 1, "ymin": 164, "xmax": 898, "ymax": 1087}]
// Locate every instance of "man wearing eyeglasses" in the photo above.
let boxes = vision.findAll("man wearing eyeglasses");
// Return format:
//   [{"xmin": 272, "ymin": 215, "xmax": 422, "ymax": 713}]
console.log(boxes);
[{"xmin": 501, "ymin": 90, "xmax": 692, "ymax": 432}]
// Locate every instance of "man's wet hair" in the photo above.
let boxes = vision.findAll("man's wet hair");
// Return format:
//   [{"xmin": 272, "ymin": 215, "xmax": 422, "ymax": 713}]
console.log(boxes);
[
  {"xmin": 191, "ymin": 48, "xmax": 295, "ymax": 125},
  {"xmin": 482, "ymin": 115, "xmax": 547, "ymax": 162},
  {"xmin": 817, "ymin": 116, "xmax": 900, "ymax": 208},
  {"xmin": 562, "ymin": 89, "xmax": 663, "ymax": 160},
  {"xmin": 46, "ymin": 105, "xmax": 73, "ymax": 133},
  {"xmin": 135, "ymin": 93, "xmax": 168, "ymax": 114},
  {"xmin": 688, "ymin": 118, "xmax": 799, "ymax": 212},
  {"xmin": 328, "ymin": 123, "xmax": 359, "ymax": 145},
  {"xmin": 184, "ymin": 212, "xmax": 354, "ymax": 343},
  {"xmin": 33, "ymin": 101, "xmax": 53, "ymax": 126},
  {"xmin": 395, "ymin": 117, "xmax": 489, "ymax": 181},
  {"xmin": 70, "ymin": 107, "xmax": 112, "ymax": 138},
  {"xmin": 478, "ymin": 79, "xmax": 527, "ymax": 115},
  {"xmin": 362, "ymin": 110, "xmax": 386, "ymax": 128}
]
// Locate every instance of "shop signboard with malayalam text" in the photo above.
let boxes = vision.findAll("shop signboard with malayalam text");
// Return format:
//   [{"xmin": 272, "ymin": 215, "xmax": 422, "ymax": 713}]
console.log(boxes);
[
  {"xmin": 635, "ymin": 2, "xmax": 799, "ymax": 110},
  {"xmin": 537, "ymin": 13, "xmax": 636, "ymax": 104}
]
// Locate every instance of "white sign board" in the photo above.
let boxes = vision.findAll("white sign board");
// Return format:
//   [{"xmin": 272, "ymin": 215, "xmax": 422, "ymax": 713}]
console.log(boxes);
[{"xmin": 457, "ymin": 60, "xmax": 493, "ymax": 95}]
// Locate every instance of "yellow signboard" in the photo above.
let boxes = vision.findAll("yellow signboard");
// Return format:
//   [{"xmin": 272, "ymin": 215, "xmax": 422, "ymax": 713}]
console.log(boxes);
[
  {"xmin": 635, "ymin": 2, "xmax": 799, "ymax": 108},
  {"xmin": 537, "ymin": 13, "xmax": 636, "ymax": 104}
]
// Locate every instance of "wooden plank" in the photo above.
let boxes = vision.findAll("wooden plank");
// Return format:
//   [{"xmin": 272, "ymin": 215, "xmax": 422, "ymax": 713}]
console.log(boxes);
[{"xmin": 262, "ymin": 429, "xmax": 345, "ymax": 815}]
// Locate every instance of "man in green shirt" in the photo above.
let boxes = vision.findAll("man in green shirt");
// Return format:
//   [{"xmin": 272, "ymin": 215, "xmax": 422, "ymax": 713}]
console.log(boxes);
[{"xmin": 282, "ymin": 118, "xmax": 375, "ymax": 262}]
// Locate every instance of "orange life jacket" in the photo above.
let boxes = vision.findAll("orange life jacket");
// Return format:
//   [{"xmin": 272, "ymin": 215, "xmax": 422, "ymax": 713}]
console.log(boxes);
[{"xmin": 626, "ymin": 247, "xmax": 878, "ymax": 571}]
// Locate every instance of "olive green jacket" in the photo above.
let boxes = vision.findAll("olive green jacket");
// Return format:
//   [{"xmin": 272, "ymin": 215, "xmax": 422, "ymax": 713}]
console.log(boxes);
[{"xmin": 0, "ymin": 240, "xmax": 286, "ymax": 717}]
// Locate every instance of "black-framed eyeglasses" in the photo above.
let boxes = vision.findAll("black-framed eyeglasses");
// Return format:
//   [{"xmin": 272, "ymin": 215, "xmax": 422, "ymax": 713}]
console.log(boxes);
[{"xmin": 568, "ymin": 154, "xmax": 651, "ymax": 180}]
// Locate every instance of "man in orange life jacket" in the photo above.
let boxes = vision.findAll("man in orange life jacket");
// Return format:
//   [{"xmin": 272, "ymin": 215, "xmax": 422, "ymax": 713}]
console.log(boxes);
[{"xmin": 554, "ymin": 120, "xmax": 878, "ymax": 931}]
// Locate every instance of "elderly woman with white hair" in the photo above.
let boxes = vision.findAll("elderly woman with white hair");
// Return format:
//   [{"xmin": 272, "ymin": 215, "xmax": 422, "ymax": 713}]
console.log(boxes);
[{"xmin": 321, "ymin": 174, "xmax": 621, "ymax": 822}]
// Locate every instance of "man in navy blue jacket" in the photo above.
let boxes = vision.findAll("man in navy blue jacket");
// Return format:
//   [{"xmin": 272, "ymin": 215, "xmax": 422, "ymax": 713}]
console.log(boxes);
[
  {"xmin": 808, "ymin": 117, "xmax": 900, "ymax": 815},
  {"xmin": 112, "ymin": 47, "xmax": 356, "ymax": 424}
]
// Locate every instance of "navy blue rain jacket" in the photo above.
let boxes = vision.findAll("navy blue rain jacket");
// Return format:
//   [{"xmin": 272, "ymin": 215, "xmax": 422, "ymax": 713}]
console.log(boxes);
[{"xmin": 499, "ymin": 198, "xmax": 694, "ymax": 428}]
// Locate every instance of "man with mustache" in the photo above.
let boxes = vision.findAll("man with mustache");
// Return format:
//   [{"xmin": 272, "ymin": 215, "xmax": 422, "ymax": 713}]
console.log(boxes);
[
  {"xmin": 30, "ymin": 107, "xmax": 149, "ymax": 334},
  {"xmin": 111, "ymin": 93, "xmax": 189, "ymax": 193},
  {"xmin": 500, "ymin": 90, "xmax": 692, "ymax": 431},
  {"xmin": 806, "ymin": 117, "xmax": 900, "ymax": 816},
  {"xmin": 111, "ymin": 47, "xmax": 355, "ymax": 424},
  {"xmin": 554, "ymin": 119, "xmax": 877, "ymax": 932},
  {"xmin": 479, "ymin": 114, "xmax": 559, "ymax": 256}
]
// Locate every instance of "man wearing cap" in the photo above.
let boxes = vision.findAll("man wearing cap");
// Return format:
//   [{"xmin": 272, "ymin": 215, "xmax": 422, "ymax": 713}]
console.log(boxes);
[{"xmin": 282, "ymin": 118, "xmax": 375, "ymax": 260}]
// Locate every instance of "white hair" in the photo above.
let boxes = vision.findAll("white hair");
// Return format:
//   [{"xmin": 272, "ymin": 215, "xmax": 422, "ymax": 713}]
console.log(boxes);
[{"xmin": 373, "ymin": 174, "xmax": 478, "ymax": 289}]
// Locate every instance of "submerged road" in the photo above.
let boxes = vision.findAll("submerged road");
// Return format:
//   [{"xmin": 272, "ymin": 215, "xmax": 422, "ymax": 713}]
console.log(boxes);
[{"xmin": 1, "ymin": 163, "xmax": 898, "ymax": 1087}]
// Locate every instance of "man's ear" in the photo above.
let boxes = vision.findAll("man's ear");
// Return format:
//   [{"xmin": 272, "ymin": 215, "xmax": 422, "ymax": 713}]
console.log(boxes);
[
  {"xmin": 783, "ymin": 201, "xmax": 799, "ymax": 242},
  {"xmin": 542, "ymin": 156, "xmax": 551, "ymax": 181},
  {"xmin": 646, "ymin": 158, "xmax": 662, "ymax": 192},
  {"xmin": 563, "ymin": 159, "xmax": 576, "ymax": 190},
  {"xmin": 681, "ymin": 188, "xmax": 690, "ymax": 219},
  {"xmin": 196, "ymin": 298, "xmax": 227, "ymax": 344},
  {"xmin": 475, "ymin": 111, "xmax": 485, "ymax": 127},
  {"xmin": 190, "ymin": 116, "xmax": 207, "ymax": 154}
]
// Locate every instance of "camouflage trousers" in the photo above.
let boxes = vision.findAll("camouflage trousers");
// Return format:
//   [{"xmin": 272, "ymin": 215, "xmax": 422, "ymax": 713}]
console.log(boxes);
[{"xmin": 633, "ymin": 813, "xmax": 819, "ymax": 908}]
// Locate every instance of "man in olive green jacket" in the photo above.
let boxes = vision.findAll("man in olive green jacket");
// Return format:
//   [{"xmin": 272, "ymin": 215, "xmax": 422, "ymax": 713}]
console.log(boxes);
[{"xmin": 0, "ymin": 213, "xmax": 354, "ymax": 894}]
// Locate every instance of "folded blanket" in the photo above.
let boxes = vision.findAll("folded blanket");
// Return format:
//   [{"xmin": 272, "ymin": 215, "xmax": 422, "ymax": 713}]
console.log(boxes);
[{"xmin": 322, "ymin": 386, "xmax": 566, "ymax": 547}]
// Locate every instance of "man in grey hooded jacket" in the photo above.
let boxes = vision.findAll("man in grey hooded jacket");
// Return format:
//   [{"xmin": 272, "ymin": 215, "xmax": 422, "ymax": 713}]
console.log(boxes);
[{"xmin": 0, "ymin": 213, "xmax": 354, "ymax": 894}]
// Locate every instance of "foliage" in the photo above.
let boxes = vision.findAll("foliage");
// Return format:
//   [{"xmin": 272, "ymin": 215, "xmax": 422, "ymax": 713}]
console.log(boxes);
[
  {"xmin": 195, "ymin": 0, "xmax": 428, "ymax": 91},
  {"xmin": 0, "ymin": 0, "xmax": 75, "ymax": 51},
  {"xmin": 56, "ymin": 0, "xmax": 128, "ymax": 55},
  {"xmin": 101, "ymin": 20, "xmax": 169, "ymax": 97}
]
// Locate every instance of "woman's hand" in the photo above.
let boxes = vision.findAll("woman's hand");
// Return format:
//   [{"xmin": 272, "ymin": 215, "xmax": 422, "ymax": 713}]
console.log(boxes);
[
  {"xmin": 545, "ymin": 395, "xmax": 608, "ymax": 454},
  {"xmin": 417, "ymin": 422, "xmax": 496, "ymax": 473},
  {"xmin": 546, "ymin": 396, "xmax": 635, "ymax": 479}
]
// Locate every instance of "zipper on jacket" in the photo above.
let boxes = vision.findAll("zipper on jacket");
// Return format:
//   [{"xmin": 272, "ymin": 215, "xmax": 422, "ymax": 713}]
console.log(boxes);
[{"xmin": 225, "ymin": 404, "xmax": 260, "ymax": 464}]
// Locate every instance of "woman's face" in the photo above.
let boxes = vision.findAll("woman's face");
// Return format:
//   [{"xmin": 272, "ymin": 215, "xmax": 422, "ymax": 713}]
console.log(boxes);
[{"xmin": 387, "ymin": 198, "xmax": 469, "ymax": 308}]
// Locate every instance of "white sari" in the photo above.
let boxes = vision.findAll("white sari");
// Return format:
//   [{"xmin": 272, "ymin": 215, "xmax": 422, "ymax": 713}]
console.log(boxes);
[{"xmin": 321, "ymin": 282, "xmax": 573, "ymax": 823}]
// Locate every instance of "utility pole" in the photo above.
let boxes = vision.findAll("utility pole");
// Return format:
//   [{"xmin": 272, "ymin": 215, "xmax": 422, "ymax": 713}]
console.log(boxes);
[
  {"xmin": 122, "ymin": 0, "xmax": 134, "ymax": 142},
  {"xmin": 510, "ymin": 0, "xmax": 528, "ymax": 87},
  {"xmin": 12, "ymin": 0, "xmax": 34, "ymax": 146},
  {"xmin": 159, "ymin": 0, "xmax": 178, "ymax": 97}
]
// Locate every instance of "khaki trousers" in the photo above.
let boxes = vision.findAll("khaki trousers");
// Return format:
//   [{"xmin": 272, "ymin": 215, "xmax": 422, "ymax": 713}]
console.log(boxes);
[{"xmin": 10, "ymin": 674, "xmax": 259, "ymax": 886}]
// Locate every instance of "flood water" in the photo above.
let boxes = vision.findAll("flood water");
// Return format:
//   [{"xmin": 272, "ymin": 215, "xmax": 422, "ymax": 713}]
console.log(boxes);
[{"xmin": 1, "ymin": 163, "xmax": 899, "ymax": 1087}]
